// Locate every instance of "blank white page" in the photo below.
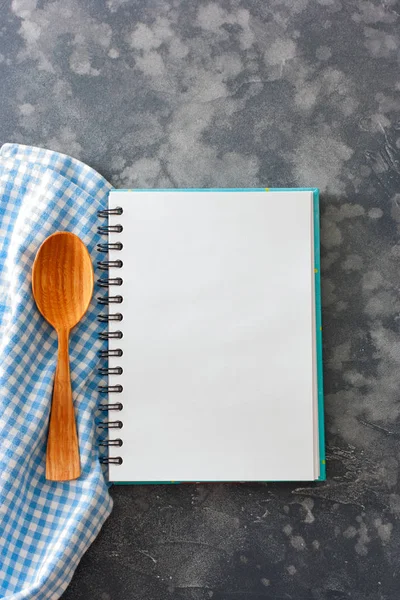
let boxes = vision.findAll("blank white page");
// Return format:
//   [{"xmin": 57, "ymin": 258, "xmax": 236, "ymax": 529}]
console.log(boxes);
[{"xmin": 107, "ymin": 190, "xmax": 316, "ymax": 482}]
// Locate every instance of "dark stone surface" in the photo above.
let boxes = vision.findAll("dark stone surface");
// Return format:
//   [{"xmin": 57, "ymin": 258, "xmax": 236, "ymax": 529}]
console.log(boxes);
[{"xmin": 2, "ymin": 0, "xmax": 400, "ymax": 598}]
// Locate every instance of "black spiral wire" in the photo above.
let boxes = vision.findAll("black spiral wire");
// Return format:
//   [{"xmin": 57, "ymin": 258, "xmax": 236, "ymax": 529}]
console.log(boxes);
[{"xmin": 97, "ymin": 207, "xmax": 124, "ymax": 466}]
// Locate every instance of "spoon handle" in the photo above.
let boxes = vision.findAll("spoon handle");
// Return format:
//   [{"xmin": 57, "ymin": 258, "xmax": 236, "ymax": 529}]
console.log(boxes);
[{"xmin": 46, "ymin": 328, "xmax": 81, "ymax": 481}]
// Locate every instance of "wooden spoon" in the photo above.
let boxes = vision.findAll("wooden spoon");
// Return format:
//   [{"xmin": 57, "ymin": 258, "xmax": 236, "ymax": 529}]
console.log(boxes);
[{"xmin": 32, "ymin": 232, "xmax": 94, "ymax": 481}]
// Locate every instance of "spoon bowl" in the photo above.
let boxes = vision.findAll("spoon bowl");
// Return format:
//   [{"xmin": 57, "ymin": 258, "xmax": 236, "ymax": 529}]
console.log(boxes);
[{"xmin": 32, "ymin": 231, "xmax": 94, "ymax": 481}]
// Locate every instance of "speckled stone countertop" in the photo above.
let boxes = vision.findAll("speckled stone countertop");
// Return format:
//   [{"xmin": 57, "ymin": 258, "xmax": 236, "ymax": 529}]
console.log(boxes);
[{"xmin": 2, "ymin": 0, "xmax": 400, "ymax": 598}]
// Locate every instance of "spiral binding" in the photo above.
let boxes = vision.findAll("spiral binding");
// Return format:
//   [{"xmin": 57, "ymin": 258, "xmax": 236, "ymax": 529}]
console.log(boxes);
[
  {"xmin": 98, "ymin": 313, "xmax": 123, "ymax": 323},
  {"xmin": 99, "ymin": 330, "xmax": 123, "ymax": 340},
  {"xmin": 98, "ymin": 420, "xmax": 123, "ymax": 430},
  {"xmin": 97, "ymin": 242, "xmax": 123, "ymax": 252},
  {"xmin": 98, "ymin": 224, "xmax": 123, "ymax": 234},
  {"xmin": 99, "ymin": 402, "xmax": 123, "ymax": 411},
  {"xmin": 97, "ymin": 206, "xmax": 124, "ymax": 466},
  {"xmin": 99, "ymin": 348, "xmax": 123, "ymax": 358},
  {"xmin": 99, "ymin": 366, "xmax": 123, "ymax": 375},
  {"xmin": 98, "ymin": 207, "xmax": 123, "ymax": 218},
  {"xmin": 98, "ymin": 260, "xmax": 123, "ymax": 270},
  {"xmin": 98, "ymin": 295, "xmax": 123, "ymax": 305},
  {"xmin": 98, "ymin": 277, "xmax": 123, "ymax": 288}
]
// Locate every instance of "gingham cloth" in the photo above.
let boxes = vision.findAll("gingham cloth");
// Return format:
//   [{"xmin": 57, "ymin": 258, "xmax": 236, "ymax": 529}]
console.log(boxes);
[{"xmin": 0, "ymin": 144, "xmax": 113, "ymax": 599}]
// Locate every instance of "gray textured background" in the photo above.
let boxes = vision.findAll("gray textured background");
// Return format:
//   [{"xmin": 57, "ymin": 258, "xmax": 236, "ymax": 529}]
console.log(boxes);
[{"xmin": 2, "ymin": 0, "xmax": 400, "ymax": 598}]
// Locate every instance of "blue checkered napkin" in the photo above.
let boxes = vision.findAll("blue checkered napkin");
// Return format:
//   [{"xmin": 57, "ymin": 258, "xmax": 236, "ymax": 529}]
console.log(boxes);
[{"xmin": 0, "ymin": 144, "xmax": 113, "ymax": 600}]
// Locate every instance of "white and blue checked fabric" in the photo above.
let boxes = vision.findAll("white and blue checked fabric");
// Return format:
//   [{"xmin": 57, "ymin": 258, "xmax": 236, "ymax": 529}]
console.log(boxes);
[{"xmin": 0, "ymin": 144, "xmax": 113, "ymax": 600}]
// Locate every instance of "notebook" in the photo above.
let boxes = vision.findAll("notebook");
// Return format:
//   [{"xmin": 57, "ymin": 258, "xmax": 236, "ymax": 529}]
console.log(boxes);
[{"xmin": 98, "ymin": 188, "xmax": 325, "ymax": 483}]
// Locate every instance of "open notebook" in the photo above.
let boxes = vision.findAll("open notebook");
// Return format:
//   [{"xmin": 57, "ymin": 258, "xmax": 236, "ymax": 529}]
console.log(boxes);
[{"xmin": 99, "ymin": 188, "xmax": 325, "ymax": 483}]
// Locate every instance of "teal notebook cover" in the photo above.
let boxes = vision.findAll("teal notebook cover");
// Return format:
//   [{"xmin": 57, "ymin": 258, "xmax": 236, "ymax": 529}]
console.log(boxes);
[{"xmin": 107, "ymin": 188, "xmax": 325, "ymax": 484}]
